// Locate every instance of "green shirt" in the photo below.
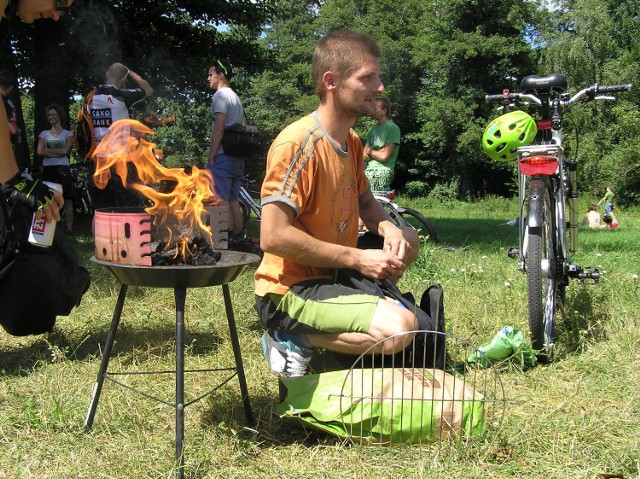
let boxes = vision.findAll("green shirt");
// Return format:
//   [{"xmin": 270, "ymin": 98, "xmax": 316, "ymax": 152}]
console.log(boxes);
[
  {"xmin": 365, "ymin": 120, "xmax": 400, "ymax": 173},
  {"xmin": 604, "ymin": 190, "xmax": 614, "ymax": 206}
]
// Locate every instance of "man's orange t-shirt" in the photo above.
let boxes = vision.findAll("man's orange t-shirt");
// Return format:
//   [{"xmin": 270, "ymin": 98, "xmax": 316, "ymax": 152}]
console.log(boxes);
[{"xmin": 254, "ymin": 113, "xmax": 368, "ymax": 297}]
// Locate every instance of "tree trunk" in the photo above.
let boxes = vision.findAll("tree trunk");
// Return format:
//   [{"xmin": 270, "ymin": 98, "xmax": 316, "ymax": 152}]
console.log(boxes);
[{"xmin": 32, "ymin": 16, "xmax": 73, "ymax": 172}]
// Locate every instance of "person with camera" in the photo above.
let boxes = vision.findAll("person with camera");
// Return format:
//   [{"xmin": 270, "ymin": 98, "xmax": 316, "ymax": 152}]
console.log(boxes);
[
  {"xmin": 0, "ymin": 0, "xmax": 90, "ymax": 337},
  {"xmin": 1, "ymin": 0, "xmax": 72, "ymax": 223}
]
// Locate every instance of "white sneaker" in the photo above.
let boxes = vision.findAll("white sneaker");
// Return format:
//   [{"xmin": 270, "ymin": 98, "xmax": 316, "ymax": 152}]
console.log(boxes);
[{"xmin": 261, "ymin": 330, "xmax": 312, "ymax": 377}]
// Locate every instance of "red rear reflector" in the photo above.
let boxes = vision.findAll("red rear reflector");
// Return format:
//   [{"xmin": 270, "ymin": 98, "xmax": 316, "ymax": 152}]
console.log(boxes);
[
  {"xmin": 536, "ymin": 119, "xmax": 553, "ymax": 130},
  {"xmin": 386, "ymin": 191, "xmax": 395, "ymax": 200},
  {"xmin": 519, "ymin": 156, "xmax": 558, "ymax": 176}
]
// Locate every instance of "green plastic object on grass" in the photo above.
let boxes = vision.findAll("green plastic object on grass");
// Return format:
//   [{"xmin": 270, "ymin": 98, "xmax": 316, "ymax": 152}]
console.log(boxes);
[
  {"xmin": 276, "ymin": 367, "xmax": 486, "ymax": 444},
  {"xmin": 467, "ymin": 326, "xmax": 537, "ymax": 368}
]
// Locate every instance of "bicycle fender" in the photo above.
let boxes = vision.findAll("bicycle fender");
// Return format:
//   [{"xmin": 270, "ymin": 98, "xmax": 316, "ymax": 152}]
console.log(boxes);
[{"xmin": 527, "ymin": 178, "xmax": 546, "ymax": 228}]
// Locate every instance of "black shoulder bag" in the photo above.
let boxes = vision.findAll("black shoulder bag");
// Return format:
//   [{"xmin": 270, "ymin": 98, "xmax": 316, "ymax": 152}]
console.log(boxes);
[{"xmin": 221, "ymin": 113, "xmax": 267, "ymax": 159}]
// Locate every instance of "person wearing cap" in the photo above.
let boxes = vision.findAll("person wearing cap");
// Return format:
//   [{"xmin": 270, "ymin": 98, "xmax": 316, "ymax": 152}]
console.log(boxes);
[
  {"xmin": 206, "ymin": 59, "xmax": 245, "ymax": 238},
  {"xmin": 87, "ymin": 62, "xmax": 153, "ymax": 209}
]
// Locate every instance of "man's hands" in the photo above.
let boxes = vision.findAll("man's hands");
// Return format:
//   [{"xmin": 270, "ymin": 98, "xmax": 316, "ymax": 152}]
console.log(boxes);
[
  {"xmin": 358, "ymin": 247, "xmax": 407, "ymax": 281},
  {"xmin": 1, "ymin": 173, "xmax": 63, "ymax": 222},
  {"xmin": 357, "ymin": 228, "xmax": 414, "ymax": 281}
]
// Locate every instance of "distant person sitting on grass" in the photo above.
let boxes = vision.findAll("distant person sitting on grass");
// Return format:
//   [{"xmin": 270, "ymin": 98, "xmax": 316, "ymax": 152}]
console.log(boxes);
[
  {"xmin": 582, "ymin": 204, "xmax": 602, "ymax": 229},
  {"xmin": 602, "ymin": 212, "xmax": 619, "ymax": 230}
]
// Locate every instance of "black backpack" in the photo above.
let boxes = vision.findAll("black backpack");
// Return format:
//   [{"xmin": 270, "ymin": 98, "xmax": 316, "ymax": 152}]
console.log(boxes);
[
  {"xmin": 0, "ymin": 191, "xmax": 90, "ymax": 336},
  {"xmin": 335, "ymin": 269, "xmax": 447, "ymax": 369},
  {"xmin": 73, "ymin": 89, "xmax": 96, "ymax": 161}
]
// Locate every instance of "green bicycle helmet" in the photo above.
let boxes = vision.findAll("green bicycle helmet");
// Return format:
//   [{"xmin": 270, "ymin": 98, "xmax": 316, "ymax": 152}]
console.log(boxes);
[{"xmin": 482, "ymin": 110, "xmax": 537, "ymax": 162}]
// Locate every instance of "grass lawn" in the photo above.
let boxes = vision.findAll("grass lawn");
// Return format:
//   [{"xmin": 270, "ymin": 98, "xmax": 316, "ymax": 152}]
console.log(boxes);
[{"xmin": 0, "ymin": 197, "xmax": 638, "ymax": 478}]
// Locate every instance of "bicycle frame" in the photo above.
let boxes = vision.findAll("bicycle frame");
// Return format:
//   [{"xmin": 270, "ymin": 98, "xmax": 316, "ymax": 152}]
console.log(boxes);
[
  {"xmin": 517, "ymin": 144, "xmax": 571, "ymax": 272},
  {"xmin": 239, "ymin": 185, "xmax": 261, "ymax": 220}
]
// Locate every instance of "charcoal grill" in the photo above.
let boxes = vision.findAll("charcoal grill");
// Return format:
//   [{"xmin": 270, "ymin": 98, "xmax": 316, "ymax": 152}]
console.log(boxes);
[{"xmin": 85, "ymin": 251, "xmax": 260, "ymax": 479}]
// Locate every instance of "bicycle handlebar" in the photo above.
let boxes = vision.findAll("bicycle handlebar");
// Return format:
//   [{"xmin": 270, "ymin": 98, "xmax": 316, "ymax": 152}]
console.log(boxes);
[
  {"xmin": 595, "ymin": 83, "xmax": 634, "ymax": 94},
  {"xmin": 568, "ymin": 83, "xmax": 634, "ymax": 105},
  {"xmin": 485, "ymin": 82, "xmax": 634, "ymax": 106},
  {"xmin": 484, "ymin": 92, "xmax": 542, "ymax": 104}
]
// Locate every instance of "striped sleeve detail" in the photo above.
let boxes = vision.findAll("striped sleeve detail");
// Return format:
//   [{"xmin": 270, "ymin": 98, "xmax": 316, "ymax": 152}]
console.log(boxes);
[{"xmin": 279, "ymin": 124, "xmax": 324, "ymax": 199}]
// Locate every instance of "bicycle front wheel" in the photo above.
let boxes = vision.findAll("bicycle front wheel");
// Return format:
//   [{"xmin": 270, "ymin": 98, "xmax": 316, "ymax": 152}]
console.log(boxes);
[
  {"xmin": 525, "ymin": 179, "xmax": 557, "ymax": 360},
  {"xmin": 398, "ymin": 207, "xmax": 438, "ymax": 243}
]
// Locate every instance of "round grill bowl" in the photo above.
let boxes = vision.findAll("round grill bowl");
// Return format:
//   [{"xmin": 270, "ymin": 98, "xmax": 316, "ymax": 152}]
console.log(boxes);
[{"xmin": 91, "ymin": 251, "xmax": 261, "ymax": 288}]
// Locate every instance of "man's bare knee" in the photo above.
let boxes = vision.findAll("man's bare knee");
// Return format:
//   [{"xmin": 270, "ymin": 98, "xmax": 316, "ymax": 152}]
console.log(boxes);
[
  {"xmin": 377, "ymin": 330, "xmax": 416, "ymax": 354},
  {"xmin": 369, "ymin": 306, "xmax": 418, "ymax": 354}
]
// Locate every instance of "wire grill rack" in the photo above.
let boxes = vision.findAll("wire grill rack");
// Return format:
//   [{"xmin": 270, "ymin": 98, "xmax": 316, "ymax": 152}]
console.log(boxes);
[{"xmin": 333, "ymin": 331, "xmax": 508, "ymax": 459}]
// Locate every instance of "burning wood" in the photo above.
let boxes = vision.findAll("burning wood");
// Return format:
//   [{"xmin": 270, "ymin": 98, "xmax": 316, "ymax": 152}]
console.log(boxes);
[
  {"xmin": 148, "ymin": 234, "xmax": 222, "ymax": 266},
  {"xmin": 91, "ymin": 120, "xmax": 218, "ymax": 264}
]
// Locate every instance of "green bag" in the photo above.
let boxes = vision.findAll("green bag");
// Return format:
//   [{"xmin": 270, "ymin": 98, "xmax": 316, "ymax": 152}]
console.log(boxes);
[
  {"xmin": 467, "ymin": 326, "xmax": 537, "ymax": 368},
  {"xmin": 277, "ymin": 368, "xmax": 486, "ymax": 445}
]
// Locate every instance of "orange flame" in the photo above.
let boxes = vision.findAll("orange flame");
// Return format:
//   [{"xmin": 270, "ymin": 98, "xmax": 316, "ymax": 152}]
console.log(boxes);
[{"xmin": 92, "ymin": 119, "xmax": 216, "ymax": 255}]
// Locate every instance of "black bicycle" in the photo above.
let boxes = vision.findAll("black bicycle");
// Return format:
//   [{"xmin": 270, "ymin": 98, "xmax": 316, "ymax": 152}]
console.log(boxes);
[{"xmin": 485, "ymin": 74, "xmax": 633, "ymax": 360}]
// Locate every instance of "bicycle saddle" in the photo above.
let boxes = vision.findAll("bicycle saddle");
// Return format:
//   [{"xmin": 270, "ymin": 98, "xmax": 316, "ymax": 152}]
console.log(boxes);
[{"xmin": 520, "ymin": 73, "xmax": 567, "ymax": 95}]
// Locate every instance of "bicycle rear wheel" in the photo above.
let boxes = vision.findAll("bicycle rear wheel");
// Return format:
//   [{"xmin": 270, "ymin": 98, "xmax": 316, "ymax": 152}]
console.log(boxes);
[
  {"xmin": 525, "ymin": 179, "xmax": 557, "ymax": 360},
  {"xmin": 399, "ymin": 208, "xmax": 438, "ymax": 243}
]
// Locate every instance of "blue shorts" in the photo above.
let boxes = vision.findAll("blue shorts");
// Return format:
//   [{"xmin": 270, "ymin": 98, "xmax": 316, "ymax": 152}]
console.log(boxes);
[
  {"xmin": 207, "ymin": 154, "xmax": 243, "ymax": 202},
  {"xmin": 604, "ymin": 204, "xmax": 613, "ymax": 214}
]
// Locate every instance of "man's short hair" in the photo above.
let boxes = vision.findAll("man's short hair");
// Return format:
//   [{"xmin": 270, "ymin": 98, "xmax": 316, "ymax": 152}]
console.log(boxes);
[
  {"xmin": 211, "ymin": 59, "xmax": 234, "ymax": 79},
  {"xmin": 375, "ymin": 97, "xmax": 391, "ymax": 116},
  {"xmin": 106, "ymin": 63, "xmax": 129, "ymax": 82},
  {"xmin": 312, "ymin": 30, "xmax": 381, "ymax": 98}
]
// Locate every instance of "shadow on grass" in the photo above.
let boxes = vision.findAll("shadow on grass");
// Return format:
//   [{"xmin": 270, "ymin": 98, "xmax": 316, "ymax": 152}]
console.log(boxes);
[
  {"xmin": 429, "ymin": 217, "xmax": 518, "ymax": 250},
  {"xmin": 0, "ymin": 327, "xmax": 225, "ymax": 377},
  {"xmin": 204, "ymin": 391, "xmax": 344, "ymax": 448},
  {"xmin": 557, "ymin": 286, "xmax": 610, "ymax": 357},
  {"xmin": 431, "ymin": 216, "xmax": 630, "ymax": 254}
]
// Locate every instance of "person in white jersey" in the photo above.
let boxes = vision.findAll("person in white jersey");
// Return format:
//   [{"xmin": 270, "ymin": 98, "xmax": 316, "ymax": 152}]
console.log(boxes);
[{"xmin": 88, "ymin": 62, "xmax": 153, "ymax": 209}]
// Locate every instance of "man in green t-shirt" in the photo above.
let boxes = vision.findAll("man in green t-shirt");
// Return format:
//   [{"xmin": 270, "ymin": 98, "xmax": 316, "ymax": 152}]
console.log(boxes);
[{"xmin": 363, "ymin": 98, "xmax": 400, "ymax": 194}]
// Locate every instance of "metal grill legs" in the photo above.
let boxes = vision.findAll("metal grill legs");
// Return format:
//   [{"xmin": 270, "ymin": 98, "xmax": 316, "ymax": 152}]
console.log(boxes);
[{"xmin": 84, "ymin": 283, "xmax": 253, "ymax": 479}]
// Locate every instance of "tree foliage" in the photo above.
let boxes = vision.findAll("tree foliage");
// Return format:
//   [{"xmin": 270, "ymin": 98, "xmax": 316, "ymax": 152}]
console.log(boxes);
[
  {"xmin": 538, "ymin": 0, "xmax": 640, "ymax": 203},
  {"xmin": 2, "ymin": 0, "xmax": 277, "ymax": 167},
  {"xmin": 4, "ymin": 0, "xmax": 640, "ymax": 203}
]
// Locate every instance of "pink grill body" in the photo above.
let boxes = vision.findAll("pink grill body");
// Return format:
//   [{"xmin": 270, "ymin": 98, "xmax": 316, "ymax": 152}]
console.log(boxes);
[{"xmin": 94, "ymin": 209, "xmax": 153, "ymax": 266}]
